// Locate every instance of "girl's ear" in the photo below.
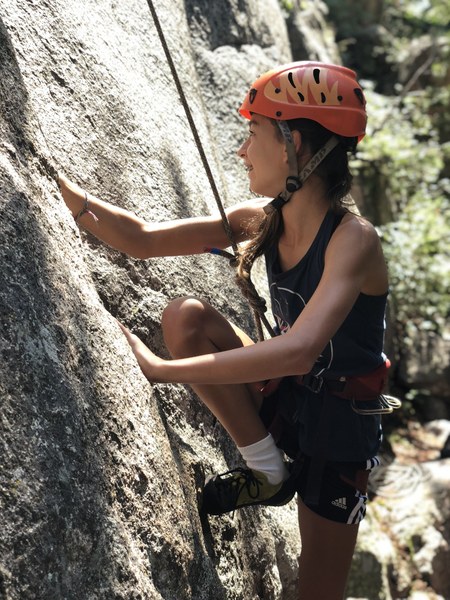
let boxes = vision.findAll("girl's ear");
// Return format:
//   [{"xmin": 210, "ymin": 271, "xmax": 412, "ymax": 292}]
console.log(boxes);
[
  {"xmin": 282, "ymin": 129, "xmax": 302, "ymax": 164},
  {"xmin": 291, "ymin": 130, "xmax": 302, "ymax": 153}
]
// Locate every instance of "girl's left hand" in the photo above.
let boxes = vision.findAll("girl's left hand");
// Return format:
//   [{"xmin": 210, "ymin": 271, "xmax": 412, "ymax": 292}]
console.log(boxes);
[{"xmin": 116, "ymin": 320, "xmax": 165, "ymax": 382}]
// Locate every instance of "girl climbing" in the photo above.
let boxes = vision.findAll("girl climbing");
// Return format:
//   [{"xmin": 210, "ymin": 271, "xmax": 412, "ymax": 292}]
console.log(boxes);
[{"xmin": 60, "ymin": 61, "xmax": 393, "ymax": 599}]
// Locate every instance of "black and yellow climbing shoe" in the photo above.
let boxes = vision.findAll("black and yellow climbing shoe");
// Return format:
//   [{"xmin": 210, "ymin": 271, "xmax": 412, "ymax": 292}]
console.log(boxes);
[{"xmin": 201, "ymin": 467, "xmax": 295, "ymax": 515}]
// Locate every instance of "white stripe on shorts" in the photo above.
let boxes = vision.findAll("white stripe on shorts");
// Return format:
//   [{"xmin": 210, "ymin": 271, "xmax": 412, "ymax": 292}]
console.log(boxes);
[
  {"xmin": 365, "ymin": 456, "xmax": 381, "ymax": 470},
  {"xmin": 347, "ymin": 489, "xmax": 367, "ymax": 525}
]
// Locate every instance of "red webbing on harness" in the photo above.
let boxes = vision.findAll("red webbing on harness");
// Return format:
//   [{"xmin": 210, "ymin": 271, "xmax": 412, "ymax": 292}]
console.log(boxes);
[
  {"xmin": 329, "ymin": 359, "xmax": 390, "ymax": 401},
  {"xmin": 294, "ymin": 359, "xmax": 391, "ymax": 401}
]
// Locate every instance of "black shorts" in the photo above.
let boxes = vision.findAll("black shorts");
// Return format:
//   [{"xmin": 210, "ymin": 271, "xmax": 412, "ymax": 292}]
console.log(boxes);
[
  {"xmin": 293, "ymin": 454, "xmax": 372, "ymax": 525},
  {"xmin": 259, "ymin": 385, "xmax": 376, "ymax": 525}
]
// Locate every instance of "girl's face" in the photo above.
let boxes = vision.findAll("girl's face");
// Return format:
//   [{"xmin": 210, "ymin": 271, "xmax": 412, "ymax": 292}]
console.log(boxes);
[{"xmin": 237, "ymin": 115, "xmax": 288, "ymax": 197}]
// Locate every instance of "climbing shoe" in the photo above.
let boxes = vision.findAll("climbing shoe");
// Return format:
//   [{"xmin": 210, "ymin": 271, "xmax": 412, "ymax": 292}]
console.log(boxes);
[{"xmin": 201, "ymin": 467, "xmax": 295, "ymax": 515}]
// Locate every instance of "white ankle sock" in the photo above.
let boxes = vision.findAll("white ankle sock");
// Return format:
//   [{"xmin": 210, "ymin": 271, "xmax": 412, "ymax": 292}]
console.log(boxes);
[{"xmin": 238, "ymin": 433, "xmax": 289, "ymax": 485}]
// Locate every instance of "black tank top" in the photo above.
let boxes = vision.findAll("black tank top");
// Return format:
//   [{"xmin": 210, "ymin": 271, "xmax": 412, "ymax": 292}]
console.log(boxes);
[{"xmin": 265, "ymin": 210, "xmax": 386, "ymax": 461}]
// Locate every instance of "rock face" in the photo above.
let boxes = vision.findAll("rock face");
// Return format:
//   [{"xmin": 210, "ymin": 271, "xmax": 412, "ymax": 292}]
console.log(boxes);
[{"xmin": 0, "ymin": 1, "xmax": 300, "ymax": 599}]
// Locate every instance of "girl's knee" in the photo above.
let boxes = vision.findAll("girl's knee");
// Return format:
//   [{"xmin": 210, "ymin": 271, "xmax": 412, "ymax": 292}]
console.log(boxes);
[
  {"xmin": 161, "ymin": 297, "xmax": 210, "ymax": 356},
  {"xmin": 162, "ymin": 296, "xmax": 207, "ymax": 329}
]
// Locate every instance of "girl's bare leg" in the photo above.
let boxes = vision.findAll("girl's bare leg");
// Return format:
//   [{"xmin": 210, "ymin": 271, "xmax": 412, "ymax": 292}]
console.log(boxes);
[
  {"xmin": 297, "ymin": 499, "xmax": 359, "ymax": 599},
  {"xmin": 161, "ymin": 296, "xmax": 267, "ymax": 447}
]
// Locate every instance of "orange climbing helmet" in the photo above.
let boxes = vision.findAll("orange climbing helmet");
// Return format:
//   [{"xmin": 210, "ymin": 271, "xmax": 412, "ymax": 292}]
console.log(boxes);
[{"xmin": 239, "ymin": 61, "xmax": 367, "ymax": 140}]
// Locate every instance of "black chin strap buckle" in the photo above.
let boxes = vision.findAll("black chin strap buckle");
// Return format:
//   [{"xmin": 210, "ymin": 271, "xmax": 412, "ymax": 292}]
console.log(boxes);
[
  {"xmin": 285, "ymin": 176, "xmax": 302, "ymax": 193},
  {"xmin": 264, "ymin": 175, "xmax": 302, "ymax": 214},
  {"xmin": 264, "ymin": 194, "xmax": 286, "ymax": 214}
]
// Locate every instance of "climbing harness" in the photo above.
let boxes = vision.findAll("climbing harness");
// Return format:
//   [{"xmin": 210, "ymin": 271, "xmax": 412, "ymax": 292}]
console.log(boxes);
[
  {"xmin": 263, "ymin": 360, "xmax": 401, "ymax": 505},
  {"xmin": 146, "ymin": 0, "xmax": 274, "ymax": 341}
]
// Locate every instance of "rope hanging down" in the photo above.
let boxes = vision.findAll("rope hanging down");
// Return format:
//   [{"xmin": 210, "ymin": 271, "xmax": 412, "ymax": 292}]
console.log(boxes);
[{"xmin": 145, "ymin": 0, "xmax": 275, "ymax": 341}]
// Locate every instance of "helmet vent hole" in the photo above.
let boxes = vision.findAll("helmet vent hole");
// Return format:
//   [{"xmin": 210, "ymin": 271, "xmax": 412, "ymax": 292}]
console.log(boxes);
[
  {"xmin": 297, "ymin": 92, "xmax": 305, "ymax": 102},
  {"xmin": 275, "ymin": 87, "xmax": 281, "ymax": 94},
  {"xmin": 354, "ymin": 88, "xmax": 365, "ymax": 106},
  {"xmin": 288, "ymin": 72, "xmax": 296, "ymax": 88},
  {"xmin": 276, "ymin": 111, "xmax": 282, "ymax": 117},
  {"xmin": 338, "ymin": 95, "xmax": 343, "ymax": 102},
  {"xmin": 321, "ymin": 92, "xmax": 326, "ymax": 103},
  {"xmin": 313, "ymin": 68, "xmax": 321, "ymax": 84}
]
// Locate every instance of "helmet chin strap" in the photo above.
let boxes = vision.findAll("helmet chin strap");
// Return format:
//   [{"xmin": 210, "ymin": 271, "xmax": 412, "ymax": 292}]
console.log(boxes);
[{"xmin": 264, "ymin": 122, "xmax": 340, "ymax": 215}]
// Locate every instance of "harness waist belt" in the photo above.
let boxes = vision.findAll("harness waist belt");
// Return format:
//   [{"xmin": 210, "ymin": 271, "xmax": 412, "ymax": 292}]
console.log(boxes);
[{"xmin": 295, "ymin": 360, "xmax": 390, "ymax": 401}]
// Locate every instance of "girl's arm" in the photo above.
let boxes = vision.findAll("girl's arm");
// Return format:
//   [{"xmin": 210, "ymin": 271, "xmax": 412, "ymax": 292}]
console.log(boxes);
[
  {"xmin": 120, "ymin": 215, "xmax": 388, "ymax": 384},
  {"xmin": 59, "ymin": 176, "xmax": 266, "ymax": 259}
]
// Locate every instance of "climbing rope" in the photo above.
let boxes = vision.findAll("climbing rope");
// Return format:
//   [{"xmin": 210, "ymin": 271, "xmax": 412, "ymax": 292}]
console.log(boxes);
[{"xmin": 145, "ymin": 0, "xmax": 275, "ymax": 341}]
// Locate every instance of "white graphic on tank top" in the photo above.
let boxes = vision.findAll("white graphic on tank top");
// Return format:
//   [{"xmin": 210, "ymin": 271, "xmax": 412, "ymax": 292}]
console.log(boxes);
[{"xmin": 270, "ymin": 285, "xmax": 334, "ymax": 373}]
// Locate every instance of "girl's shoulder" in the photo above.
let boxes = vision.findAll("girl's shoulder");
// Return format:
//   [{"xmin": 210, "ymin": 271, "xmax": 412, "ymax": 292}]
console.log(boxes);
[
  {"xmin": 228, "ymin": 197, "xmax": 270, "ymax": 215},
  {"xmin": 226, "ymin": 197, "xmax": 269, "ymax": 240},
  {"xmin": 336, "ymin": 211, "xmax": 381, "ymax": 247},
  {"xmin": 328, "ymin": 210, "xmax": 388, "ymax": 295}
]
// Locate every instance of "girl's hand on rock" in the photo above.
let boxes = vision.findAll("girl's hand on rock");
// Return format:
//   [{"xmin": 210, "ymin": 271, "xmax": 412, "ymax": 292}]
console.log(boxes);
[
  {"xmin": 58, "ymin": 174, "xmax": 83, "ymax": 217},
  {"xmin": 117, "ymin": 320, "xmax": 165, "ymax": 382}
]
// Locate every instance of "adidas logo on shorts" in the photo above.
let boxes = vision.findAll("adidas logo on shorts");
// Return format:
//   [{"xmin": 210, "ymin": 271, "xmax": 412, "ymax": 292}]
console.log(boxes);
[{"xmin": 331, "ymin": 497, "xmax": 347, "ymax": 510}]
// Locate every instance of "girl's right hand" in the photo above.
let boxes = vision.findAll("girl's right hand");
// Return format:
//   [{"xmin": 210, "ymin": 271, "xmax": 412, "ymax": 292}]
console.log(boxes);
[
  {"xmin": 58, "ymin": 174, "xmax": 84, "ymax": 218},
  {"xmin": 117, "ymin": 320, "xmax": 166, "ymax": 383}
]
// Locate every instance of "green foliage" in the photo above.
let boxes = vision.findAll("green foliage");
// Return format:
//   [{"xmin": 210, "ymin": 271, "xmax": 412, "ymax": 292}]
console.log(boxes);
[
  {"xmin": 380, "ymin": 193, "xmax": 449, "ymax": 333},
  {"xmin": 352, "ymin": 85, "xmax": 449, "ymax": 338},
  {"xmin": 356, "ymin": 88, "xmax": 444, "ymax": 201},
  {"xmin": 322, "ymin": 0, "xmax": 450, "ymax": 347},
  {"xmin": 284, "ymin": 0, "xmax": 450, "ymax": 358},
  {"xmin": 384, "ymin": 0, "xmax": 449, "ymax": 33},
  {"xmin": 278, "ymin": 0, "xmax": 296, "ymax": 12},
  {"xmin": 323, "ymin": 0, "xmax": 450, "ymax": 96}
]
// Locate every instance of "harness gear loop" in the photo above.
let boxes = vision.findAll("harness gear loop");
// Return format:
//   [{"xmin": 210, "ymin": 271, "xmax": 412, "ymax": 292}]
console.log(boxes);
[
  {"xmin": 146, "ymin": 0, "xmax": 273, "ymax": 340},
  {"xmin": 351, "ymin": 394, "xmax": 402, "ymax": 415}
]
